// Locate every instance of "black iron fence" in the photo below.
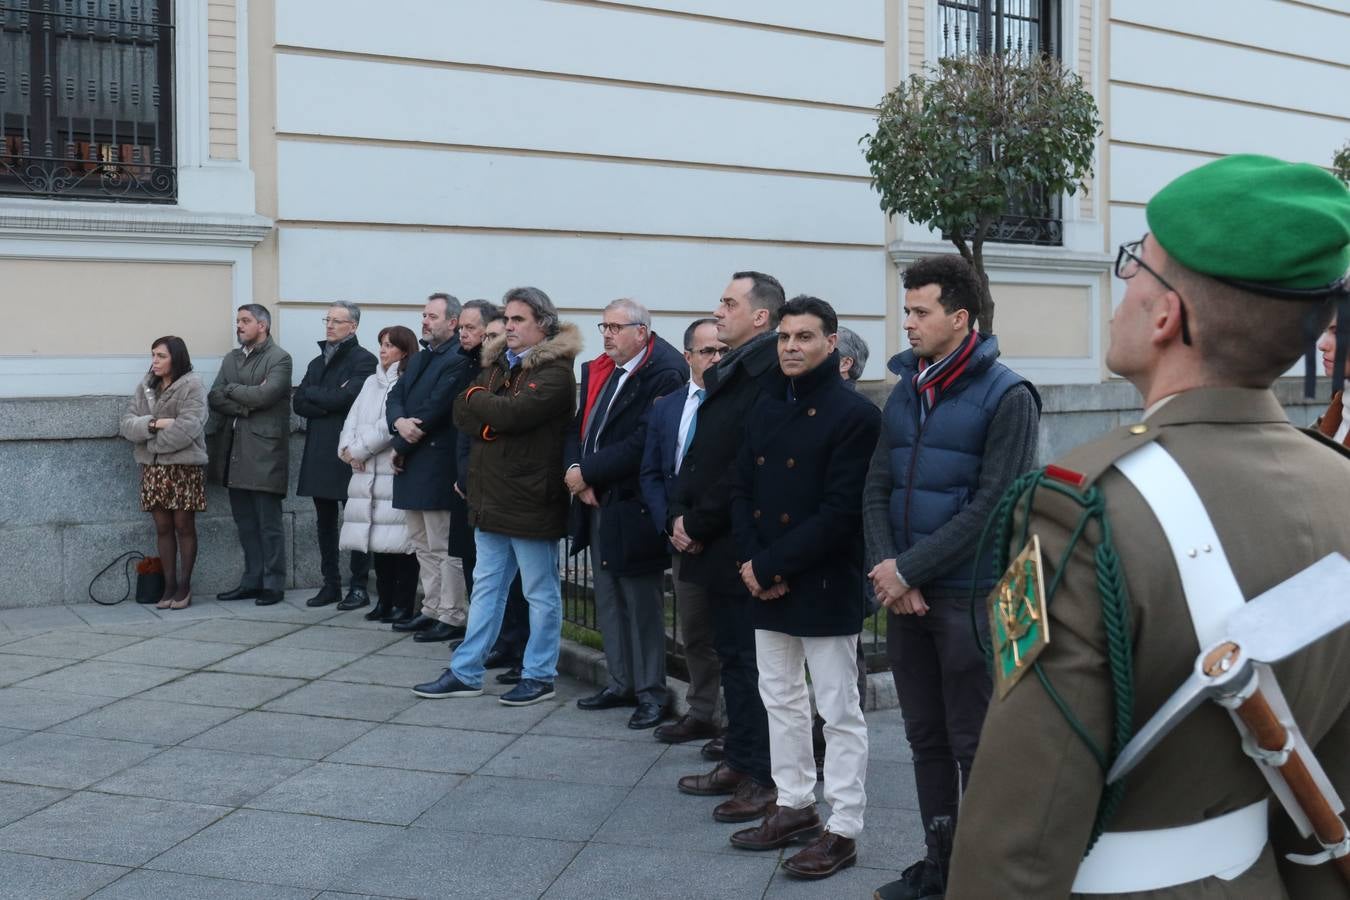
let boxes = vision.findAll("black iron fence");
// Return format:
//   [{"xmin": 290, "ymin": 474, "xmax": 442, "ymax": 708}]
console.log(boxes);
[
  {"xmin": 560, "ymin": 539, "xmax": 891, "ymax": 682},
  {"xmin": 0, "ymin": 0, "xmax": 175, "ymax": 201}
]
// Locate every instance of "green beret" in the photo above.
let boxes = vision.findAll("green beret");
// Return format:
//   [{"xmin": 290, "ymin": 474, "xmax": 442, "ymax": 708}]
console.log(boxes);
[{"xmin": 1146, "ymin": 154, "xmax": 1350, "ymax": 293}]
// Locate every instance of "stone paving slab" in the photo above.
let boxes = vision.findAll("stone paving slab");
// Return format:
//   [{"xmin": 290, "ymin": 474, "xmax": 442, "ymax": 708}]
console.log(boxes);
[
  {"xmin": 0, "ymin": 652, "xmax": 73, "ymax": 687},
  {"xmin": 205, "ymin": 645, "xmax": 363, "ymax": 680},
  {"xmin": 14, "ymin": 659, "xmax": 190, "ymax": 698},
  {"xmin": 96, "ymin": 637, "xmax": 247, "ymax": 670},
  {"xmin": 260, "ymin": 680, "xmax": 420, "ymax": 722},
  {"xmin": 146, "ymin": 809, "xmax": 402, "ymax": 890},
  {"xmin": 181, "ymin": 710, "xmax": 376, "ymax": 761},
  {"xmin": 0, "ymin": 849, "xmax": 127, "ymax": 900},
  {"xmin": 330, "ymin": 824, "xmax": 583, "ymax": 900},
  {"xmin": 94, "ymin": 747, "xmax": 313, "ymax": 807},
  {"xmin": 326, "ymin": 723, "xmax": 517, "ymax": 774},
  {"xmin": 139, "ymin": 671, "xmax": 306, "ymax": 709},
  {"xmin": 268, "ymin": 623, "xmax": 404, "ymax": 654},
  {"xmin": 542, "ymin": 842, "xmax": 780, "ymax": 900},
  {"xmin": 0, "ymin": 630, "xmax": 144, "ymax": 660},
  {"xmin": 50, "ymin": 697, "xmax": 243, "ymax": 746},
  {"xmin": 0, "ymin": 686, "xmax": 115, "ymax": 731},
  {"xmin": 0, "ymin": 731, "xmax": 160, "ymax": 790},
  {"xmin": 89, "ymin": 870, "xmax": 315, "ymax": 899},
  {"xmin": 413, "ymin": 774, "xmax": 630, "ymax": 842},
  {"xmin": 0, "ymin": 593, "xmax": 922, "ymax": 899},
  {"xmin": 0, "ymin": 782, "xmax": 68, "ymax": 828},
  {"xmin": 0, "ymin": 791, "xmax": 226, "ymax": 866},
  {"xmin": 479, "ymin": 733, "xmax": 667, "ymax": 787},
  {"xmin": 245, "ymin": 761, "xmax": 462, "ymax": 825}
]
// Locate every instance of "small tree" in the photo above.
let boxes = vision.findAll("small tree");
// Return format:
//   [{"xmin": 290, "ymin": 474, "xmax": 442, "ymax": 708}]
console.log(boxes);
[
  {"xmin": 1335, "ymin": 140, "xmax": 1350, "ymax": 186},
  {"xmin": 862, "ymin": 53, "xmax": 1101, "ymax": 333}
]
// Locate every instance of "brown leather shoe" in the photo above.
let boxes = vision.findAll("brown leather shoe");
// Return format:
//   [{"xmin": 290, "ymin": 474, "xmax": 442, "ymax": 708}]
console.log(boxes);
[
  {"xmin": 712, "ymin": 778, "xmax": 776, "ymax": 823},
  {"xmin": 729, "ymin": 803, "xmax": 822, "ymax": 850},
  {"xmin": 677, "ymin": 761, "xmax": 747, "ymax": 797},
  {"xmin": 654, "ymin": 714, "xmax": 721, "ymax": 744},
  {"xmin": 782, "ymin": 830, "xmax": 857, "ymax": 879},
  {"xmin": 700, "ymin": 736, "xmax": 725, "ymax": 761}
]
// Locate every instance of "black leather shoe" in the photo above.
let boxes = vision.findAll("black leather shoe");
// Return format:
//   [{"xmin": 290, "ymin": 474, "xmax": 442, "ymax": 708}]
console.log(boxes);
[
  {"xmin": 628, "ymin": 702, "xmax": 669, "ymax": 730},
  {"xmin": 484, "ymin": 648, "xmax": 517, "ymax": 670},
  {"xmin": 364, "ymin": 600, "xmax": 392, "ymax": 622},
  {"xmin": 495, "ymin": 666, "xmax": 522, "ymax": 685},
  {"xmin": 413, "ymin": 621, "xmax": 458, "ymax": 643},
  {"xmin": 255, "ymin": 589, "xmax": 284, "ymax": 606},
  {"xmin": 336, "ymin": 586, "xmax": 370, "ymax": 611},
  {"xmin": 306, "ymin": 584, "xmax": 341, "ymax": 608},
  {"xmin": 392, "ymin": 613, "xmax": 436, "ymax": 633},
  {"xmin": 216, "ymin": 585, "xmax": 260, "ymax": 602},
  {"xmin": 576, "ymin": 688, "xmax": 638, "ymax": 711},
  {"xmin": 386, "ymin": 607, "xmax": 415, "ymax": 625}
]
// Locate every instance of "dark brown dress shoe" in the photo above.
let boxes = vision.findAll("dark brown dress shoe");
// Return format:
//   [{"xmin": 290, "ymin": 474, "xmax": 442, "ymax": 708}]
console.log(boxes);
[
  {"xmin": 712, "ymin": 779, "xmax": 776, "ymax": 823},
  {"xmin": 654, "ymin": 714, "xmax": 720, "ymax": 744},
  {"xmin": 782, "ymin": 831, "xmax": 857, "ymax": 879},
  {"xmin": 729, "ymin": 803, "xmax": 822, "ymax": 850},
  {"xmin": 700, "ymin": 736, "xmax": 725, "ymax": 761},
  {"xmin": 676, "ymin": 761, "xmax": 747, "ymax": 797}
]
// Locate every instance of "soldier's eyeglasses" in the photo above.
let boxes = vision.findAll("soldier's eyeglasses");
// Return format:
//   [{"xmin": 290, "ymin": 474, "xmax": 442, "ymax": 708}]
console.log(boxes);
[
  {"xmin": 597, "ymin": 323, "xmax": 642, "ymax": 335},
  {"xmin": 1115, "ymin": 237, "xmax": 1192, "ymax": 346}
]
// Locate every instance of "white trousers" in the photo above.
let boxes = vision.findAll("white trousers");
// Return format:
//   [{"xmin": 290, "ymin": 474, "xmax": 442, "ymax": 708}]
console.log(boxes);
[
  {"xmin": 755, "ymin": 629, "xmax": 868, "ymax": 838},
  {"xmin": 405, "ymin": 510, "xmax": 466, "ymax": 626}
]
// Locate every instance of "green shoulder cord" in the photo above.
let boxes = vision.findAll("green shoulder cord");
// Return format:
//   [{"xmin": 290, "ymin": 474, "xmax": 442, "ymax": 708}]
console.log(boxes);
[{"xmin": 969, "ymin": 470, "xmax": 1135, "ymax": 854}]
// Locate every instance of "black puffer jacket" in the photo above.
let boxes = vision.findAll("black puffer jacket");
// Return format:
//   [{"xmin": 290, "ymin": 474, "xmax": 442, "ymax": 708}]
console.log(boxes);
[{"xmin": 293, "ymin": 337, "xmax": 377, "ymax": 500}]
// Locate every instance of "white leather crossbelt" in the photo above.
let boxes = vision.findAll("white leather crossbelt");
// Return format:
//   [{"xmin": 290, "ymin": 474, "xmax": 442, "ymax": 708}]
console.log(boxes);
[{"xmin": 1071, "ymin": 800, "xmax": 1268, "ymax": 894}]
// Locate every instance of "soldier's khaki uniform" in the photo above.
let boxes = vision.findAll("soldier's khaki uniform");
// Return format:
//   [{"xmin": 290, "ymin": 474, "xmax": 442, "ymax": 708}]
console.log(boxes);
[{"xmin": 948, "ymin": 387, "xmax": 1350, "ymax": 898}]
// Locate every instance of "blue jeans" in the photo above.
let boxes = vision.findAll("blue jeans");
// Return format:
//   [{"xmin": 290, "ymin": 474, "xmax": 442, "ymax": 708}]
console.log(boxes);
[{"xmin": 449, "ymin": 529, "xmax": 562, "ymax": 688}]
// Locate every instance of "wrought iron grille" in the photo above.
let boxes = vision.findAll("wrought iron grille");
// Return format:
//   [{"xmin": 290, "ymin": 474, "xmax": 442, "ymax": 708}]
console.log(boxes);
[
  {"xmin": 937, "ymin": 0, "xmax": 1062, "ymax": 246},
  {"xmin": 561, "ymin": 540, "xmax": 891, "ymax": 694},
  {"xmin": 0, "ymin": 0, "xmax": 175, "ymax": 202}
]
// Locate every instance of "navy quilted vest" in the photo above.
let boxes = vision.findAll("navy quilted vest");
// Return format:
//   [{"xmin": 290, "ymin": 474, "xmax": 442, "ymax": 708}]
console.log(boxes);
[{"xmin": 883, "ymin": 334, "xmax": 1027, "ymax": 594}]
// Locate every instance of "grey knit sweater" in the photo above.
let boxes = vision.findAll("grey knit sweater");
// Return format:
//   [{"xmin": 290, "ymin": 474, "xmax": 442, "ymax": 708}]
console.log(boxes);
[{"xmin": 862, "ymin": 383, "xmax": 1040, "ymax": 602}]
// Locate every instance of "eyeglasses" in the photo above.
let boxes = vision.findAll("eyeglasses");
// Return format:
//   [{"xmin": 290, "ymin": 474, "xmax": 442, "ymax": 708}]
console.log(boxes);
[
  {"xmin": 322, "ymin": 317, "xmax": 353, "ymax": 326},
  {"xmin": 597, "ymin": 322, "xmax": 642, "ymax": 335},
  {"xmin": 1115, "ymin": 237, "xmax": 1192, "ymax": 346},
  {"xmin": 689, "ymin": 347, "xmax": 725, "ymax": 358}
]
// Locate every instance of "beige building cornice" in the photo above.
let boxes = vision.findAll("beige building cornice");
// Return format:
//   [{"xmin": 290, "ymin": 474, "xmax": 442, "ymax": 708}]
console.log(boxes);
[
  {"xmin": 0, "ymin": 203, "xmax": 273, "ymax": 248},
  {"xmin": 888, "ymin": 239, "xmax": 1113, "ymax": 273}
]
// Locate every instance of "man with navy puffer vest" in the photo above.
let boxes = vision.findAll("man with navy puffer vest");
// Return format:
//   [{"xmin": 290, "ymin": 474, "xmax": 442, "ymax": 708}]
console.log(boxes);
[{"xmin": 861, "ymin": 254, "xmax": 1040, "ymax": 900}]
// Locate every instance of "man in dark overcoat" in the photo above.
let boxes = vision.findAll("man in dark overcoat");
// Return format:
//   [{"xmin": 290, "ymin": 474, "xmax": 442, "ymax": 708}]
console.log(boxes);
[
  {"xmin": 668, "ymin": 271, "xmax": 783, "ymax": 825},
  {"xmin": 726, "ymin": 295, "xmax": 880, "ymax": 879},
  {"xmin": 565, "ymin": 298, "xmax": 688, "ymax": 730},
  {"xmin": 208, "ymin": 304, "xmax": 293, "ymax": 607},
  {"xmin": 293, "ymin": 301, "xmax": 376, "ymax": 609},
  {"xmin": 387, "ymin": 293, "xmax": 472, "ymax": 643}
]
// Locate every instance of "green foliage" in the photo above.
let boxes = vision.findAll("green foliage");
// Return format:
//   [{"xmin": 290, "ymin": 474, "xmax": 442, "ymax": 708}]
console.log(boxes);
[
  {"xmin": 861, "ymin": 52, "xmax": 1101, "ymax": 331},
  {"xmin": 1335, "ymin": 141, "xmax": 1350, "ymax": 186}
]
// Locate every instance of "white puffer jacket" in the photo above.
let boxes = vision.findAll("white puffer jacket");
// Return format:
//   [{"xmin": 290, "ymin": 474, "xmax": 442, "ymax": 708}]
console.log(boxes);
[{"xmin": 338, "ymin": 362, "xmax": 413, "ymax": 555}]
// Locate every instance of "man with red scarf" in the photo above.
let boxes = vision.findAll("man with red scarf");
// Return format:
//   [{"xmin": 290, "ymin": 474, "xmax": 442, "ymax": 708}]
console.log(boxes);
[{"xmin": 861, "ymin": 254, "xmax": 1041, "ymax": 900}]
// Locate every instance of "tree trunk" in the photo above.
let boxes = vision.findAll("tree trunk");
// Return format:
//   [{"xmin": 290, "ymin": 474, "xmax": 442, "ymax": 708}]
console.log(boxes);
[{"xmin": 971, "ymin": 221, "xmax": 995, "ymax": 334}]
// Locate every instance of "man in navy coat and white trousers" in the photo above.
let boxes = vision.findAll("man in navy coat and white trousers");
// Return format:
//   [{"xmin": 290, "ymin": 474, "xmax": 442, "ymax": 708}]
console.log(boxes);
[{"xmin": 640, "ymin": 317, "xmax": 727, "ymax": 748}]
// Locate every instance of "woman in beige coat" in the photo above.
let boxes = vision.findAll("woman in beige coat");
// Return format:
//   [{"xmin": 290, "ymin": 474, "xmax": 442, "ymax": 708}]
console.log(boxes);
[{"xmin": 120, "ymin": 336, "xmax": 208, "ymax": 609}]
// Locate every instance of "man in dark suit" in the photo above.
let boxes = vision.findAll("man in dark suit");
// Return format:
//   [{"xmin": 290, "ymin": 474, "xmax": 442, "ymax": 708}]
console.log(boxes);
[
  {"xmin": 387, "ymin": 292, "xmax": 472, "ymax": 643},
  {"xmin": 667, "ymin": 272, "xmax": 784, "ymax": 825},
  {"xmin": 725, "ymin": 295, "xmax": 881, "ymax": 879},
  {"xmin": 565, "ymin": 298, "xmax": 687, "ymax": 730},
  {"xmin": 293, "ymin": 301, "xmax": 377, "ymax": 610},
  {"xmin": 641, "ymin": 317, "xmax": 726, "ymax": 747}
]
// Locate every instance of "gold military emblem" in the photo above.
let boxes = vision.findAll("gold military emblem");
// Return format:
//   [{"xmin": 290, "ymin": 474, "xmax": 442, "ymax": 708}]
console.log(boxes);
[{"xmin": 989, "ymin": 535, "xmax": 1050, "ymax": 700}]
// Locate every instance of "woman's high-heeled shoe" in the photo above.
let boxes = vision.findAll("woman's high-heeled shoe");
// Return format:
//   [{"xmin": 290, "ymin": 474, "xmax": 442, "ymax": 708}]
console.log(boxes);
[
  {"xmin": 170, "ymin": 592, "xmax": 192, "ymax": 610},
  {"xmin": 156, "ymin": 594, "xmax": 174, "ymax": 610}
]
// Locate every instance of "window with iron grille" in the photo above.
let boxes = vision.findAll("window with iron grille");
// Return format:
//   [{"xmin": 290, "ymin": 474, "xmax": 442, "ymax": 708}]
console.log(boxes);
[
  {"xmin": 0, "ymin": 0, "xmax": 174, "ymax": 202},
  {"xmin": 938, "ymin": 0, "xmax": 1063, "ymax": 246}
]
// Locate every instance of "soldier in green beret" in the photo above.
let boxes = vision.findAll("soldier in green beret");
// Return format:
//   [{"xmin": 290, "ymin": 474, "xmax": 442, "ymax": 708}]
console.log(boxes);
[{"xmin": 941, "ymin": 155, "xmax": 1350, "ymax": 898}]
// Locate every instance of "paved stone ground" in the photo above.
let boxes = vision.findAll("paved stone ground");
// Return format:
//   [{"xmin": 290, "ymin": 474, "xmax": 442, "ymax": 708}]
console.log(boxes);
[{"xmin": 0, "ymin": 593, "xmax": 924, "ymax": 899}]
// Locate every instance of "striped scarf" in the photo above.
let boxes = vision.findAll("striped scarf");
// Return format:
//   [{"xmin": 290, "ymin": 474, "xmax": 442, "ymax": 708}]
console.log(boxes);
[{"xmin": 914, "ymin": 330, "xmax": 979, "ymax": 421}]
